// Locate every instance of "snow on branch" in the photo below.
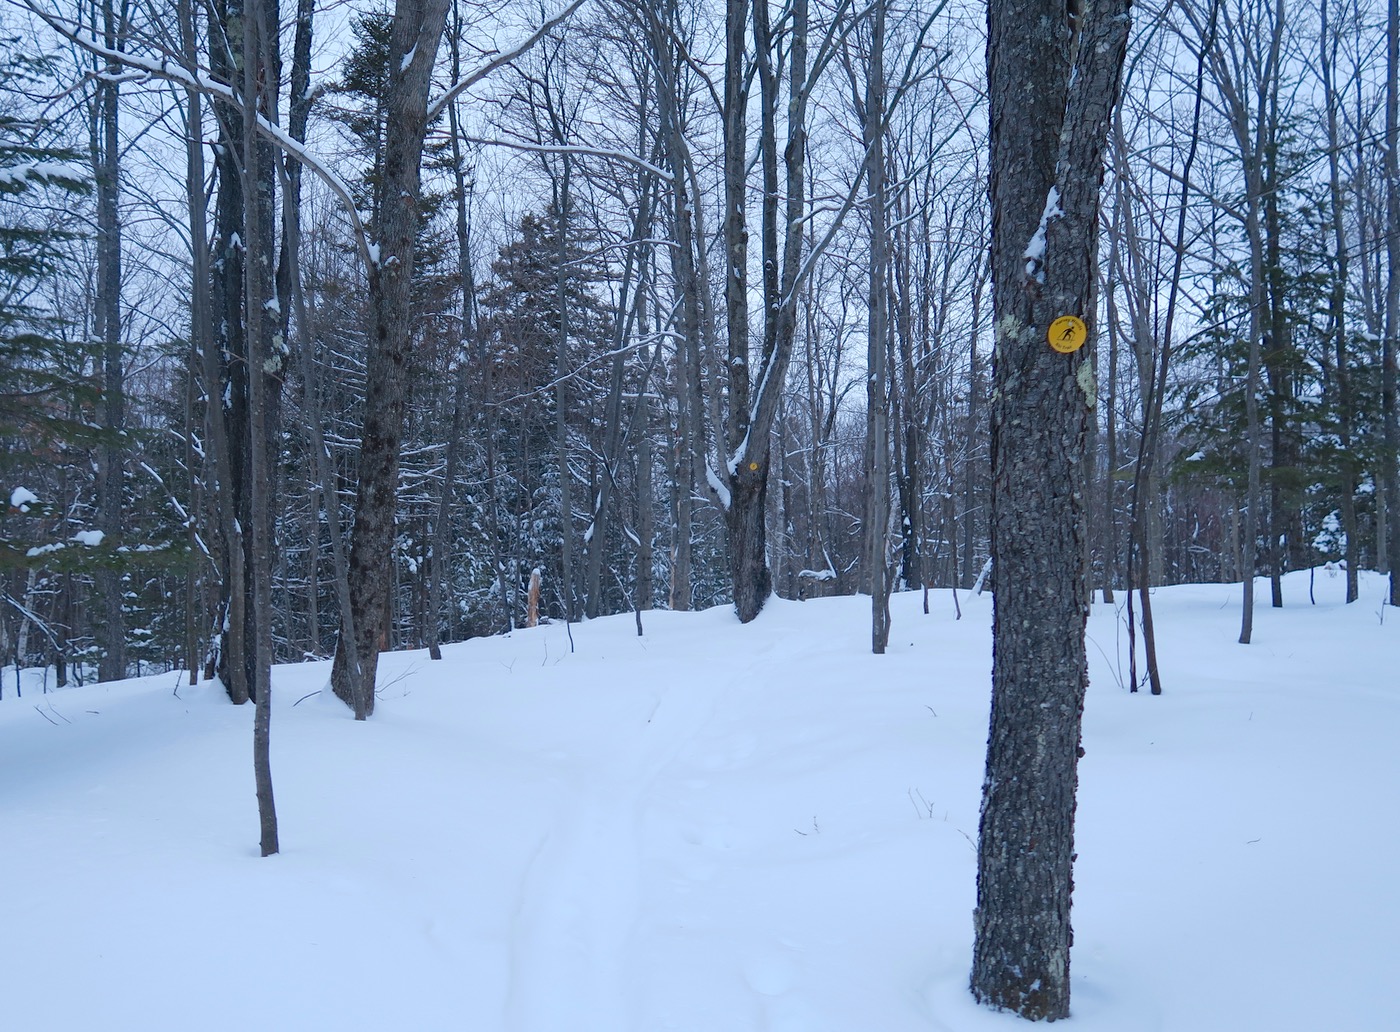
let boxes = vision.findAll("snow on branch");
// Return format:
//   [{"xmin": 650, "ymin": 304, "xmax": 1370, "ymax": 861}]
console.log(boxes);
[
  {"xmin": 26, "ymin": 1, "xmax": 590, "ymax": 270},
  {"xmin": 424, "ymin": 0, "xmax": 590, "ymax": 123},
  {"xmin": 0, "ymin": 161, "xmax": 89, "ymax": 193},
  {"xmin": 24, "ymin": 2, "xmax": 374, "ymax": 265}
]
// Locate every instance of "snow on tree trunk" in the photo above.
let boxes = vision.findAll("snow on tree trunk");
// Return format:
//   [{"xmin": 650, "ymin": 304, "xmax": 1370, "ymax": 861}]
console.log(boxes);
[{"xmin": 971, "ymin": 0, "xmax": 1130, "ymax": 1020}]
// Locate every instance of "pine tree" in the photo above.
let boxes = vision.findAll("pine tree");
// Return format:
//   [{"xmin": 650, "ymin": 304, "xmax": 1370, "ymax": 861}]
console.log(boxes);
[
  {"xmin": 476, "ymin": 209, "xmax": 612, "ymax": 621},
  {"xmin": 0, "ymin": 36, "xmax": 95, "ymax": 570}
]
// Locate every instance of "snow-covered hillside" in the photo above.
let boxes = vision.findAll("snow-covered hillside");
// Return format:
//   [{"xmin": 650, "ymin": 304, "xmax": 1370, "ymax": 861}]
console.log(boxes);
[{"xmin": 3, "ymin": 570, "xmax": 1397, "ymax": 1031}]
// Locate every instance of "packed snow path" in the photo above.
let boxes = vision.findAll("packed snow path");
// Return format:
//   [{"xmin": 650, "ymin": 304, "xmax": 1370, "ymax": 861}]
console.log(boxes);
[{"xmin": 504, "ymin": 655, "xmax": 730, "ymax": 1032}]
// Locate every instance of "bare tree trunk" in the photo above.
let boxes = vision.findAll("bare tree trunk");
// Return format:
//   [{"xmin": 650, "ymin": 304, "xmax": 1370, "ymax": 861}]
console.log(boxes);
[
  {"xmin": 1102, "ymin": 250, "xmax": 1120, "ymax": 605},
  {"xmin": 1240, "ymin": 290, "xmax": 1264, "ymax": 641},
  {"xmin": 891, "ymin": 180, "xmax": 924, "ymax": 595},
  {"xmin": 584, "ymin": 176, "xmax": 656, "ymax": 617},
  {"xmin": 554, "ymin": 151, "xmax": 577, "ymax": 622},
  {"xmin": 1321, "ymin": 0, "xmax": 1359, "ymax": 603},
  {"xmin": 856, "ymin": 2, "xmax": 892, "ymax": 652},
  {"xmin": 635, "ymin": 266, "xmax": 656, "ymax": 613},
  {"xmin": 961, "ymin": 253, "xmax": 987, "ymax": 589},
  {"xmin": 649, "ymin": 0, "xmax": 703, "ymax": 611},
  {"xmin": 427, "ymin": 363, "xmax": 467, "ymax": 659},
  {"xmin": 971, "ymin": 0, "xmax": 1130, "ymax": 1019},
  {"xmin": 94, "ymin": 0, "xmax": 125, "ymax": 683},
  {"xmin": 242, "ymin": 0, "xmax": 279, "ymax": 856},
  {"xmin": 196, "ymin": 0, "xmax": 252, "ymax": 706},
  {"xmin": 185, "ymin": 335, "xmax": 201, "ymax": 684},
  {"xmin": 720, "ymin": 0, "xmax": 761, "ymax": 617},
  {"xmin": 721, "ymin": 0, "xmax": 815, "ymax": 622},
  {"xmin": 1264, "ymin": 88, "xmax": 1291, "ymax": 610},
  {"xmin": 207, "ymin": 0, "xmax": 280, "ymax": 702},
  {"xmin": 330, "ymin": 0, "xmax": 452, "ymax": 717},
  {"xmin": 1385, "ymin": 0, "xmax": 1400, "ymax": 605}
]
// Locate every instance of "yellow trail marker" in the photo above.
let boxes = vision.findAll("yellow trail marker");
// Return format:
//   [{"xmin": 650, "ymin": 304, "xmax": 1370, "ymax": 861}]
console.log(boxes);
[{"xmin": 1048, "ymin": 315, "xmax": 1087, "ymax": 354}]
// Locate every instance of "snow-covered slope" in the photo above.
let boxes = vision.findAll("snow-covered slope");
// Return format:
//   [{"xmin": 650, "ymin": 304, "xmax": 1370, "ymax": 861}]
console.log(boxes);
[{"xmin": 3, "ymin": 570, "xmax": 1396, "ymax": 1031}]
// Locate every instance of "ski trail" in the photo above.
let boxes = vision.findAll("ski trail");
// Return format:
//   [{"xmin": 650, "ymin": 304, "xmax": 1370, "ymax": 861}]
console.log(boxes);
[{"xmin": 504, "ymin": 678, "xmax": 727, "ymax": 1032}]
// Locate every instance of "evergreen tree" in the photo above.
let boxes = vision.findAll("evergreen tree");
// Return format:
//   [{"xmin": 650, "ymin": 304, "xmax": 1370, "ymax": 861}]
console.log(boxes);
[
  {"xmin": 477, "ymin": 209, "xmax": 612, "ymax": 620},
  {"xmin": 1, "ymin": 35, "xmax": 95, "ymax": 569}
]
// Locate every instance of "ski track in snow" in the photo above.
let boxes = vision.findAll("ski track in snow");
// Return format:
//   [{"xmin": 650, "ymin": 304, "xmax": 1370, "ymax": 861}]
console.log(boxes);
[{"xmin": 504, "ymin": 665, "xmax": 731, "ymax": 1032}]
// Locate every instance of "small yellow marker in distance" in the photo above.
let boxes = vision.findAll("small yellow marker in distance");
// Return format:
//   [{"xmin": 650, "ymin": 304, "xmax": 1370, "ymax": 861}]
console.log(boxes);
[
  {"xmin": 749, "ymin": 462, "xmax": 760, "ymax": 471},
  {"xmin": 1048, "ymin": 315, "xmax": 1087, "ymax": 354}
]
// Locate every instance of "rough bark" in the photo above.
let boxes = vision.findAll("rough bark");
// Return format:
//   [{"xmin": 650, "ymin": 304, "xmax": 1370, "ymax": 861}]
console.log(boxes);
[
  {"xmin": 720, "ymin": 0, "xmax": 812, "ymax": 623},
  {"xmin": 241, "ymin": 0, "xmax": 278, "ymax": 856},
  {"xmin": 207, "ymin": 0, "xmax": 281, "ymax": 703},
  {"xmin": 971, "ymin": 0, "xmax": 1130, "ymax": 1020},
  {"xmin": 719, "ymin": 0, "xmax": 757, "ymax": 617},
  {"xmin": 331, "ymin": 0, "xmax": 452, "ymax": 717}
]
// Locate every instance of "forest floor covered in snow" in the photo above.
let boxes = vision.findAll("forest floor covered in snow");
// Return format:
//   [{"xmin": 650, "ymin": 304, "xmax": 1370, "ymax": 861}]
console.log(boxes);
[{"xmin": 3, "ymin": 568, "xmax": 1397, "ymax": 1031}]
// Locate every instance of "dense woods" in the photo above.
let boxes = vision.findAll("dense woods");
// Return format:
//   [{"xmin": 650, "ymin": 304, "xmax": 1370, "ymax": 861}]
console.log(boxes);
[{"xmin": 2, "ymin": 0, "xmax": 1398, "ymax": 693}]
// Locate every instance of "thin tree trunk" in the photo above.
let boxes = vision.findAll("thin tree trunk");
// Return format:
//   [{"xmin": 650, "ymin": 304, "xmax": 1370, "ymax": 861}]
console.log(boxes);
[
  {"xmin": 95, "ymin": 0, "xmax": 125, "ymax": 683},
  {"xmin": 961, "ymin": 261, "xmax": 985, "ymax": 589},
  {"xmin": 1385, "ymin": 0, "xmax": 1400, "ymax": 605},
  {"xmin": 635, "ymin": 264, "xmax": 656, "ymax": 613},
  {"xmin": 860, "ymin": 2, "xmax": 892, "ymax": 652},
  {"xmin": 1321, "ymin": 0, "xmax": 1359, "ymax": 603},
  {"xmin": 584, "ymin": 178, "xmax": 655, "ymax": 617},
  {"xmin": 651, "ymin": 0, "xmax": 702, "ymax": 611},
  {"xmin": 243, "ymin": 0, "xmax": 278, "ymax": 856},
  {"xmin": 554, "ymin": 150, "xmax": 577, "ymax": 621},
  {"xmin": 1102, "ymin": 251, "xmax": 1120, "ymax": 604}
]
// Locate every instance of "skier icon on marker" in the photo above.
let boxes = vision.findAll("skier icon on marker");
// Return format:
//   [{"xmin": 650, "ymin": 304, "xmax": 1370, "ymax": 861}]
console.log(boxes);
[{"xmin": 1047, "ymin": 315, "xmax": 1086, "ymax": 354}]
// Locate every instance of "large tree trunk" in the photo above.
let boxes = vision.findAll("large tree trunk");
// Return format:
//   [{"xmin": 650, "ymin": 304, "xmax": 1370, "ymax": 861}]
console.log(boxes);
[
  {"xmin": 209, "ymin": 0, "xmax": 247, "ymax": 703},
  {"xmin": 208, "ymin": 0, "xmax": 281, "ymax": 703},
  {"xmin": 971, "ymin": 0, "xmax": 1129, "ymax": 1020},
  {"xmin": 331, "ymin": 0, "xmax": 452, "ymax": 718},
  {"xmin": 727, "ymin": 467, "xmax": 772, "ymax": 621},
  {"xmin": 238, "ymin": 0, "xmax": 280, "ymax": 856},
  {"xmin": 718, "ymin": 0, "xmax": 811, "ymax": 623},
  {"xmin": 719, "ymin": 0, "xmax": 756, "ymax": 617}
]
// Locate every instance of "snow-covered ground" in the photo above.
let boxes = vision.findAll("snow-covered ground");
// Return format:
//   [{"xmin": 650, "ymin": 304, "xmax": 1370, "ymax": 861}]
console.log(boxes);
[{"xmin": 3, "ymin": 569, "xmax": 1397, "ymax": 1031}]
